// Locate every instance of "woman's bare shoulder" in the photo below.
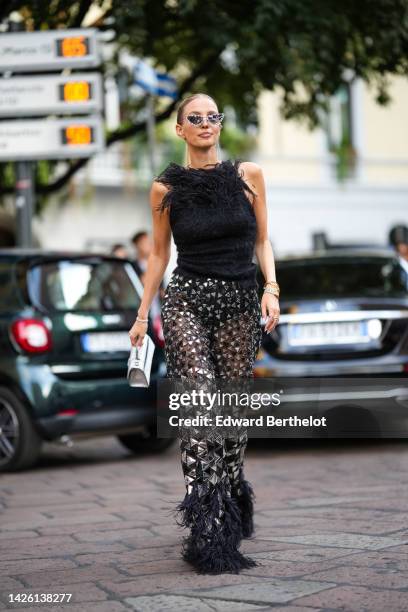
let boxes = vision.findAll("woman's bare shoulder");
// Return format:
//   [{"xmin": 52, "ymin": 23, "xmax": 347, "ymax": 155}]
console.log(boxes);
[
  {"xmin": 238, "ymin": 161, "xmax": 263, "ymax": 179},
  {"xmin": 150, "ymin": 180, "xmax": 170, "ymax": 212},
  {"xmin": 151, "ymin": 180, "xmax": 169, "ymax": 195},
  {"xmin": 237, "ymin": 161, "xmax": 263, "ymax": 199}
]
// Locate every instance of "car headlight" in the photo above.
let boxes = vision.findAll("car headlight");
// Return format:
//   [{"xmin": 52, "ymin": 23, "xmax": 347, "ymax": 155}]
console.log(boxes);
[{"xmin": 367, "ymin": 318, "xmax": 382, "ymax": 340}]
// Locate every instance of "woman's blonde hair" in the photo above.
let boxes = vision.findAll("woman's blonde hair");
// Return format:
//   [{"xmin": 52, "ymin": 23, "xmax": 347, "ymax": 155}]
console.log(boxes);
[{"xmin": 176, "ymin": 93, "xmax": 218, "ymax": 167}]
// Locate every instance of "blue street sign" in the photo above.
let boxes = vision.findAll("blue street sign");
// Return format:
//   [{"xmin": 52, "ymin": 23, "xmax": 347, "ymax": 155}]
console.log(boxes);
[
  {"xmin": 155, "ymin": 73, "xmax": 178, "ymax": 99},
  {"xmin": 134, "ymin": 59, "xmax": 178, "ymax": 99}
]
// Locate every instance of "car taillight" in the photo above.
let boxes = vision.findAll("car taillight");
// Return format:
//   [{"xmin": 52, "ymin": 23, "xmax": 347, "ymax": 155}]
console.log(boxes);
[
  {"xmin": 10, "ymin": 319, "xmax": 52, "ymax": 353},
  {"xmin": 152, "ymin": 314, "xmax": 165, "ymax": 348}
]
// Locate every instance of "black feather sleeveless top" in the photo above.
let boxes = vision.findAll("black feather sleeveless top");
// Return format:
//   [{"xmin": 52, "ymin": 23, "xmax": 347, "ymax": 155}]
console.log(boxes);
[{"xmin": 154, "ymin": 159, "xmax": 258, "ymax": 289}]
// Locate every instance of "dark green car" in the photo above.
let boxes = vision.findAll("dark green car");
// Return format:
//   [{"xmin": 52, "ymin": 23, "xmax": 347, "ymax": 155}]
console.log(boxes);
[{"xmin": 0, "ymin": 249, "xmax": 173, "ymax": 472}]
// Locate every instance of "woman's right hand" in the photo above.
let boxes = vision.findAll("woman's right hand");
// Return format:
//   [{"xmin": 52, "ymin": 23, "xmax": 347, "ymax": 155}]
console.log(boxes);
[{"xmin": 128, "ymin": 319, "xmax": 148, "ymax": 348}]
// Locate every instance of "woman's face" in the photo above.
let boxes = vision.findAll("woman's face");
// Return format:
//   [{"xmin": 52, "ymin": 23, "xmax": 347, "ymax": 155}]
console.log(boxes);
[{"xmin": 176, "ymin": 96, "xmax": 221, "ymax": 149}]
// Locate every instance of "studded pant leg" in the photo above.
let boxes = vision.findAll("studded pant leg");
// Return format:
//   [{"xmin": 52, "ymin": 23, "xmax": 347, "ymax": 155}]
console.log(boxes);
[
  {"xmin": 211, "ymin": 283, "xmax": 263, "ymax": 538},
  {"xmin": 161, "ymin": 272, "xmax": 259, "ymax": 573}
]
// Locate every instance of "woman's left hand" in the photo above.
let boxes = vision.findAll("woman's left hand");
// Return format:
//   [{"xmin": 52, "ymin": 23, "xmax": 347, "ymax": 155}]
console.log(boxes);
[{"xmin": 261, "ymin": 292, "xmax": 280, "ymax": 334}]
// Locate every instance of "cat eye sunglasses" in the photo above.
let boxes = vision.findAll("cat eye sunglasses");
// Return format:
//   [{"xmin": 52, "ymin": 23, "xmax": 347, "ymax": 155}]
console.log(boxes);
[{"xmin": 185, "ymin": 112, "xmax": 225, "ymax": 127}]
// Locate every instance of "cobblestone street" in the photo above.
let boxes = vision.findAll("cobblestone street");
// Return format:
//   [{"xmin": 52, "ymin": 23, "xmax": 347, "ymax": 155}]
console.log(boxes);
[{"xmin": 1, "ymin": 437, "xmax": 408, "ymax": 611}]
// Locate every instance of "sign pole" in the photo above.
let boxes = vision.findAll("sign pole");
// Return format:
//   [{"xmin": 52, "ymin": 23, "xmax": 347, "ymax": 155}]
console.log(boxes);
[
  {"xmin": 15, "ymin": 161, "xmax": 35, "ymax": 247},
  {"xmin": 7, "ymin": 15, "xmax": 34, "ymax": 247},
  {"xmin": 133, "ymin": 59, "xmax": 177, "ymax": 177},
  {"xmin": 146, "ymin": 92, "xmax": 156, "ymax": 176}
]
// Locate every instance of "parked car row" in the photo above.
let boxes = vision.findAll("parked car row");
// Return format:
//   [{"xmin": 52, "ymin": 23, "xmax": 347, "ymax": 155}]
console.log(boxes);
[
  {"xmin": 0, "ymin": 249, "xmax": 173, "ymax": 473},
  {"xmin": 256, "ymin": 248, "xmax": 408, "ymax": 375},
  {"xmin": 255, "ymin": 248, "xmax": 408, "ymax": 437},
  {"xmin": 1, "ymin": 246, "xmax": 407, "ymax": 471}
]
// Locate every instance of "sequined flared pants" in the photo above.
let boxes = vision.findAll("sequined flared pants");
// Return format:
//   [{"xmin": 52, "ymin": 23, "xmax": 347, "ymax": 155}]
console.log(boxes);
[{"xmin": 161, "ymin": 270, "xmax": 263, "ymax": 573}]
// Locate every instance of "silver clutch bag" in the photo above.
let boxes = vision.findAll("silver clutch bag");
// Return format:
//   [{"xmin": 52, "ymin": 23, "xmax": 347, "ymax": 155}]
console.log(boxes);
[{"xmin": 127, "ymin": 333, "xmax": 155, "ymax": 387}]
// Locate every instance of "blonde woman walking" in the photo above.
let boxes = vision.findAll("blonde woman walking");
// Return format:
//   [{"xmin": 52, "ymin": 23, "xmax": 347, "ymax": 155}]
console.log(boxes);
[{"xmin": 129, "ymin": 92, "xmax": 280, "ymax": 573}]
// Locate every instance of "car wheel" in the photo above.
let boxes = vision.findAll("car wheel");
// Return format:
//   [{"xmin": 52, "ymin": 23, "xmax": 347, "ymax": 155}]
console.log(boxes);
[
  {"xmin": 117, "ymin": 426, "xmax": 175, "ymax": 454},
  {"xmin": 0, "ymin": 387, "xmax": 43, "ymax": 472}
]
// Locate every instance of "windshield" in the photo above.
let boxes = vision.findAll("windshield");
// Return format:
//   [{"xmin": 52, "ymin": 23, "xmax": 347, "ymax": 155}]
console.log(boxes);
[
  {"xmin": 27, "ymin": 259, "xmax": 141, "ymax": 312},
  {"xmin": 276, "ymin": 257, "xmax": 408, "ymax": 299}
]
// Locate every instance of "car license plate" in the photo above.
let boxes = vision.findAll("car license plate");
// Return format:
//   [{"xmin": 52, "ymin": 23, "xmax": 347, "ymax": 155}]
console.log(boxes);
[
  {"xmin": 81, "ymin": 331, "xmax": 131, "ymax": 353},
  {"xmin": 287, "ymin": 321, "xmax": 369, "ymax": 346}
]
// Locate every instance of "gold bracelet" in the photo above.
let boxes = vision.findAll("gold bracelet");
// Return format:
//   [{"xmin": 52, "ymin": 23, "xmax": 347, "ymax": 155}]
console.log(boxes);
[
  {"xmin": 264, "ymin": 287, "xmax": 280, "ymax": 297},
  {"xmin": 263, "ymin": 281, "xmax": 279, "ymax": 292}
]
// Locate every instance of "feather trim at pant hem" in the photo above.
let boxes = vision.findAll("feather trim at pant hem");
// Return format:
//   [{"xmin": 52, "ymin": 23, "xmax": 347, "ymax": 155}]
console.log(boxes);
[
  {"xmin": 233, "ymin": 476, "xmax": 256, "ymax": 539},
  {"xmin": 175, "ymin": 480, "xmax": 258, "ymax": 574}
]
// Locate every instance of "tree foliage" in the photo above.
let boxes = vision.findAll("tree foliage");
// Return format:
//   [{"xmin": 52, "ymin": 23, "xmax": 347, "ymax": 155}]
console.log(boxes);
[{"xmin": 1, "ymin": 0, "xmax": 407, "ymax": 197}]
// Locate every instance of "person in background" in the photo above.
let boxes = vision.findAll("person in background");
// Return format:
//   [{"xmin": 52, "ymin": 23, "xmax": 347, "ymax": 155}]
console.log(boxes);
[
  {"xmin": 388, "ymin": 225, "xmax": 408, "ymax": 289},
  {"xmin": 111, "ymin": 243, "xmax": 128, "ymax": 258},
  {"xmin": 131, "ymin": 231, "xmax": 152, "ymax": 281},
  {"xmin": 389, "ymin": 225, "xmax": 408, "ymax": 267},
  {"xmin": 131, "ymin": 230, "xmax": 164, "ymax": 318}
]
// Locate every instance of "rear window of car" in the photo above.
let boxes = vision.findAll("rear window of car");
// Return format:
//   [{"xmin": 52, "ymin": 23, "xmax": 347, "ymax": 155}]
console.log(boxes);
[
  {"xmin": 275, "ymin": 257, "xmax": 408, "ymax": 299},
  {"xmin": 27, "ymin": 259, "xmax": 141, "ymax": 312}
]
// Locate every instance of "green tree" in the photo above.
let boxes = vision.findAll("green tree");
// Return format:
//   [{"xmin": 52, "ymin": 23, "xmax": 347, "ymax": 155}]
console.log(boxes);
[{"xmin": 1, "ymin": 0, "xmax": 407, "ymax": 199}]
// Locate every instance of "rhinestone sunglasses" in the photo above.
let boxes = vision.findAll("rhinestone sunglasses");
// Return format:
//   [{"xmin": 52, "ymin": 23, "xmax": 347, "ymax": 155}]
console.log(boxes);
[{"xmin": 185, "ymin": 112, "xmax": 225, "ymax": 127}]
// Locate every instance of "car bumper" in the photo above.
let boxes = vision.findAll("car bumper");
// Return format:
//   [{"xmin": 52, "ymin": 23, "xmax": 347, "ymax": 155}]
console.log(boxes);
[
  {"xmin": 37, "ymin": 405, "xmax": 155, "ymax": 439},
  {"xmin": 7, "ymin": 361, "xmax": 163, "ymax": 441},
  {"xmin": 250, "ymin": 374, "xmax": 408, "ymax": 438},
  {"xmin": 254, "ymin": 349, "xmax": 408, "ymax": 377}
]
